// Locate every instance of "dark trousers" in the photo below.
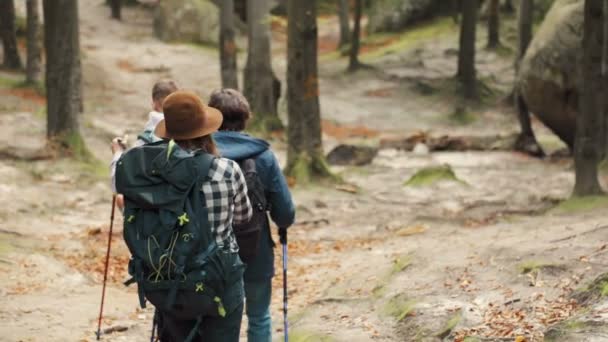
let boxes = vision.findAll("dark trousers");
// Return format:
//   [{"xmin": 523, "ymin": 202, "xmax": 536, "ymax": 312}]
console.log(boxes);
[{"xmin": 152, "ymin": 280, "xmax": 245, "ymax": 342}]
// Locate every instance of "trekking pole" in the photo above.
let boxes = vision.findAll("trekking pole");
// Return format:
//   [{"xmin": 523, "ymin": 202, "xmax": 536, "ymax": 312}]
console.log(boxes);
[
  {"xmin": 96, "ymin": 194, "xmax": 117, "ymax": 340},
  {"xmin": 279, "ymin": 228, "xmax": 289, "ymax": 342}
]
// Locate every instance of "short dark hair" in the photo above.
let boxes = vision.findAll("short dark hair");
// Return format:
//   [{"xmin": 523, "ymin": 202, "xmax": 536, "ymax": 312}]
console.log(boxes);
[
  {"xmin": 152, "ymin": 80, "xmax": 178, "ymax": 102},
  {"xmin": 208, "ymin": 88, "xmax": 252, "ymax": 131}
]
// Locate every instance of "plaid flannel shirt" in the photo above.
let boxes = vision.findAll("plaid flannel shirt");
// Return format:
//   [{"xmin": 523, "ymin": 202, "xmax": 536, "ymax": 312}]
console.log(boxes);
[{"xmin": 203, "ymin": 157, "xmax": 252, "ymax": 252}]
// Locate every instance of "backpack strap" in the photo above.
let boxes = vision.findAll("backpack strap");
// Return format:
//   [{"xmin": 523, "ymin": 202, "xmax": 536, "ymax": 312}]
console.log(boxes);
[
  {"xmin": 240, "ymin": 158, "xmax": 257, "ymax": 174},
  {"xmin": 124, "ymin": 258, "xmax": 148, "ymax": 308}
]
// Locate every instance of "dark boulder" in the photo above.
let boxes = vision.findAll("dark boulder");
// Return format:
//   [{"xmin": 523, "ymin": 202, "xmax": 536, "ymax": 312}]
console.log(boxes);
[
  {"xmin": 368, "ymin": 0, "xmax": 455, "ymax": 33},
  {"xmin": 326, "ymin": 144, "xmax": 378, "ymax": 166}
]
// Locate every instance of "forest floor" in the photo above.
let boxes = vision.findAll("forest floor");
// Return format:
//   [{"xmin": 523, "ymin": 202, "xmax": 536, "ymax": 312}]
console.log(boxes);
[{"xmin": 1, "ymin": 2, "xmax": 608, "ymax": 342}]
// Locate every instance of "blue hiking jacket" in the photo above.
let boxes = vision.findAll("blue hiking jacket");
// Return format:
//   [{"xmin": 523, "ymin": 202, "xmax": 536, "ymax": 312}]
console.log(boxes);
[{"xmin": 214, "ymin": 131, "xmax": 295, "ymax": 281}]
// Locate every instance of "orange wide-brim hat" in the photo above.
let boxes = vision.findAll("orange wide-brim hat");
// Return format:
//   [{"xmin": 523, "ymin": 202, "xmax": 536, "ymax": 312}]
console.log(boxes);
[{"xmin": 155, "ymin": 90, "xmax": 223, "ymax": 140}]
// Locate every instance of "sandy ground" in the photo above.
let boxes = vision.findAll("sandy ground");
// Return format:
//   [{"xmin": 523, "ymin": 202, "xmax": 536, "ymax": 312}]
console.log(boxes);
[{"xmin": 1, "ymin": 2, "xmax": 607, "ymax": 342}]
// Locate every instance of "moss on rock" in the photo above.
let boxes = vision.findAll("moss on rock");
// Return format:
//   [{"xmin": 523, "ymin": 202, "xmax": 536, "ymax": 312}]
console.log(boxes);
[
  {"xmin": 404, "ymin": 165, "xmax": 464, "ymax": 187},
  {"xmin": 573, "ymin": 273, "xmax": 608, "ymax": 306},
  {"xmin": 553, "ymin": 196, "xmax": 608, "ymax": 214}
]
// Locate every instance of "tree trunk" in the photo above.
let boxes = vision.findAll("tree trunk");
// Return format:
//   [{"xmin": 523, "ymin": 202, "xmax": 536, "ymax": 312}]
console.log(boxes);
[
  {"xmin": 457, "ymin": 0, "xmax": 478, "ymax": 100},
  {"xmin": 487, "ymin": 0, "xmax": 500, "ymax": 48},
  {"xmin": 514, "ymin": 0, "xmax": 541, "ymax": 156},
  {"xmin": 573, "ymin": 0, "xmax": 604, "ymax": 196},
  {"xmin": 604, "ymin": 0, "xmax": 608, "ymax": 157},
  {"xmin": 0, "ymin": 0, "xmax": 23, "ymax": 70},
  {"xmin": 26, "ymin": 0, "xmax": 42, "ymax": 84},
  {"xmin": 338, "ymin": 0, "xmax": 350, "ymax": 48},
  {"xmin": 348, "ymin": 0, "xmax": 363, "ymax": 71},
  {"xmin": 517, "ymin": 0, "xmax": 534, "ymax": 63},
  {"xmin": 43, "ymin": 0, "xmax": 86, "ymax": 154},
  {"xmin": 110, "ymin": 0, "xmax": 122, "ymax": 20},
  {"xmin": 219, "ymin": 0, "xmax": 238, "ymax": 89},
  {"xmin": 244, "ymin": 0, "xmax": 282, "ymax": 132},
  {"xmin": 286, "ymin": 0, "xmax": 333, "ymax": 183},
  {"xmin": 501, "ymin": 0, "xmax": 514, "ymax": 13}
]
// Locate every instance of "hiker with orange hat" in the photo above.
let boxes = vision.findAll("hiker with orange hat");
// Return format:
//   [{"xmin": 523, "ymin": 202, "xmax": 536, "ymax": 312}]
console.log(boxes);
[{"xmin": 115, "ymin": 91, "xmax": 252, "ymax": 341}]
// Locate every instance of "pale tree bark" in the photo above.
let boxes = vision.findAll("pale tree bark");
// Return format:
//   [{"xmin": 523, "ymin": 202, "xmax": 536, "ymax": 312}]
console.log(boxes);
[
  {"xmin": 573, "ymin": 0, "xmax": 604, "ymax": 196},
  {"xmin": 457, "ymin": 0, "xmax": 478, "ymax": 100},
  {"xmin": 219, "ymin": 0, "xmax": 238, "ymax": 89},
  {"xmin": 487, "ymin": 0, "xmax": 500, "ymax": 48},
  {"xmin": 348, "ymin": 0, "xmax": 362, "ymax": 71},
  {"xmin": 244, "ymin": 0, "xmax": 282, "ymax": 132},
  {"xmin": 26, "ymin": 0, "xmax": 42, "ymax": 84},
  {"xmin": 286, "ymin": 0, "xmax": 333, "ymax": 183},
  {"xmin": 514, "ymin": 0, "xmax": 543, "ymax": 157},
  {"xmin": 43, "ymin": 0, "xmax": 86, "ymax": 154},
  {"xmin": 338, "ymin": 0, "xmax": 350, "ymax": 48},
  {"xmin": 0, "ymin": 0, "xmax": 23, "ymax": 70},
  {"xmin": 110, "ymin": 0, "xmax": 122, "ymax": 20}
]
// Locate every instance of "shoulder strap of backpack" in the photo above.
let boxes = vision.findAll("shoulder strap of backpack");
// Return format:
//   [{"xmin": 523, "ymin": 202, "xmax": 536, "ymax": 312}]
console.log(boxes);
[{"xmin": 239, "ymin": 158, "xmax": 257, "ymax": 174}]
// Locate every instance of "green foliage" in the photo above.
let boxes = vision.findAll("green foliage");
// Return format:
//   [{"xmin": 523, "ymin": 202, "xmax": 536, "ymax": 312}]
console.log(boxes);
[
  {"xmin": 361, "ymin": 17, "xmax": 456, "ymax": 61},
  {"xmin": 553, "ymin": 196, "xmax": 608, "ymax": 213},
  {"xmin": 15, "ymin": 16, "xmax": 27, "ymax": 37},
  {"xmin": 288, "ymin": 331, "xmax": 334, "ymax": 342},
  {"xmin": 450, "ymin": 106, "xmax": 477, "ymax": 125},
  {"xmin": 0, "ymin": 75, "xmax": 22, "ymax": 88},
  {"xmin": 436, "ymin": 311, "xmax": 462, "ymax": 339},
  {"xmin": 285, "ymin": 151, "xmax": 340, "ymax": 185},
  {"xmin": 404, "ymin": 165, "xmax": 464, "ymax": 187},
  {"xmin": 518, "ymin": 260, "xmax": 555, "ymax": 274},
  {"xmin": 0, "ymin": 75, "xmax": 46, "ymax": 96},
  {"xmin": 63, "ymin": 132, "xmax": 93, "ymax": 162},
  {"xmin": 391, "ymin": 255, "xmax": 412, "ymax": 275},
  {"xmin": 573, "ymin": 273, "xmax": 608, "ymax": 306},
  {"xmin": 0, "ymin": 235, "xmax": 13, "ymax": 256},
  {"xmin": 383, "ymin": 294, "xmax": 416, "ymax": 322},
  {"xmin": 246, "ymin": 114, "xmax": 284, "ymax": 137}
]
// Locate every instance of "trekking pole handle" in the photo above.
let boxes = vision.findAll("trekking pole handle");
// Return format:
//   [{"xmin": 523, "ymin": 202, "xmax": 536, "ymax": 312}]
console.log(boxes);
[{"xmin": 279, "ymin": 227, "xmax": 287, "ymax": 245}]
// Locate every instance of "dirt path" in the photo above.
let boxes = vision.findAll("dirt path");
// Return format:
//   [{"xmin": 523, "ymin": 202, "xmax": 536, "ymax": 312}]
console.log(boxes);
[{"xmin": 1, "ymin": 3, "xmax": 607, "ymax": 342}]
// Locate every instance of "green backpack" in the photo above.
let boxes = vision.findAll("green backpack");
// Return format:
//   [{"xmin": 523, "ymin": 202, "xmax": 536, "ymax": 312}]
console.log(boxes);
[{"xmin": 115, "ymin": 140, "xmax": 244, "ymax": 323}]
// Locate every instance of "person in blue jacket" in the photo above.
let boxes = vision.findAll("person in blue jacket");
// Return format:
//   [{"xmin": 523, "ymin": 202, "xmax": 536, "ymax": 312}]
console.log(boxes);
[{"xmin": 209, "ymin": 88, "xmax": 295, "ymax": 342}]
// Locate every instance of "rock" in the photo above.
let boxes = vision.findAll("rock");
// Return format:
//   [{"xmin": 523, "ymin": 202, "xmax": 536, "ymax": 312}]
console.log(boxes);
[
  {"xmin": 368, "ymin": 0, "xmax": 454, "ymax": 33},
  {"xmin": 412, "ymin": 142, "xmax": 430, "ymax": 155},
  {"xmin": 313, "ymin": 200, "xmax": 328, "ymax": 209},
  {"xmin": 545, "ymin": 273, "xmax": 608, "ymax": 341},
  {"xmin": 153, "ymin": 0, "xmax": 220, "ymax": 45},
  {"xmin": 545, "ymin": 301, "xmax": 608, "ymax": 342},
  {"xmin": 326, "ymin": 144, "xmax": 378, "ymax": 166},
  {"xmin": 518, "ymin": 0, "xmax": 583, "ymax": 149}
]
